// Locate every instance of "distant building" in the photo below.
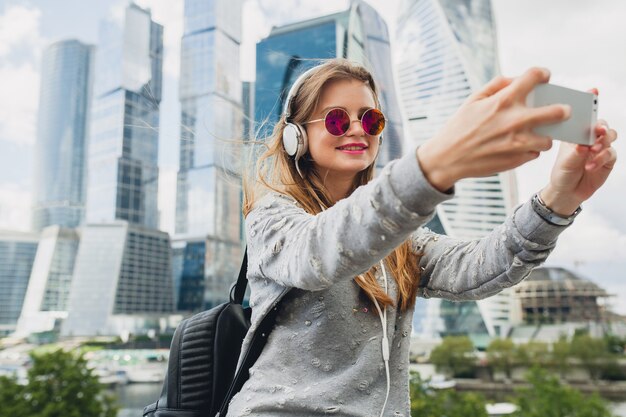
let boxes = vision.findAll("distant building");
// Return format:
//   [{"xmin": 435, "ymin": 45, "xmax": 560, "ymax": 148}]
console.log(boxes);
[
  {"xmin": 0, "ymin": 231, "xmax": 39, "ymax": 336},
  {"xmin": 32, "ymin": 40, "xmax": 94, "ymax": 232},
  {"xmin": 14, "ymin": 226, "xmax": 80, "ymax": 337},
  {"xmin": 171, "ymin": 237, "xmax": 205, "ymax": 312},
  {"xmin": 514, "ymin": 266, "xmax": 611, "ymax": 325},
  {"xmin": 174, "ymin": 0, "xmax": 245, "ymax": 311},
  {"xmin": 242, "ymin": 81, "xmax": 255, "ymax": 141},
  {"xmin": 62, "ymin": 222, "xmax": 173, "ymax": 336},
  {"xmin": 62, "ymin": 4, "xmax": 172, "ymax": 336},
  {"xmin": 85, "ymin": 3, "xmax": 163, "ymax": 228},
  {"xmin": 396, "ymin": 0, "xmax": 518, "ymax": 343}
]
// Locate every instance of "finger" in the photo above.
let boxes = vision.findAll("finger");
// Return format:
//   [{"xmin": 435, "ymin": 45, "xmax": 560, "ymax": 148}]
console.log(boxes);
[
  {"xmin": 595, "ymin": 119, "xmax": 609, "ymax": 133},
  {"xmin": 508, "ymin": 131, "xmax": 553, "ymax": 153},
  {"xmin": 586, "ymin": 146, "xmax": 617, "ymax": 171},
  {"xmin": 590, "ymin": 125, "xmax": 617, "ymax": 152},
  {"xmin": 521, "ymin": 103, "xmax": 571, "ymax": 128},
  {"xmin": 527, "ymin": 134, "xmax": 554, "ymax": 153},
  {"xmin": 587, "ymin": 88, "xmax": 599, "ymax": 96},
  {"xmin": 468, "ymin": 75, "xmax": 514, "ymax": 101},
  {"xmin": 507, "ymin": 67, "xmax": 551, "ymax": 100}
]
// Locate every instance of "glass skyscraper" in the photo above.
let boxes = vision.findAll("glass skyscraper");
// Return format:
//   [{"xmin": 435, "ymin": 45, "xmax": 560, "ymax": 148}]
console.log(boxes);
[
  {"xmin": 396, "ymin": 0, "xmax": 519, "ymax": 342},
  {"xmin": 62, "ymin": 4, "xmax": 173, "ymax": 336},
  {"xmin": 175, "ymin": 0, "xmax": 245, "ymax": 310},
  {"xmin": 85, "ymin": 3, "xmax": 163, "ymax": 229},
  {"xmin": 62, "ymin": 222, "xmax": 174, "ymax": 336},
  {"xmin": 171, "ymin": 237, "xmax": 205, "ymax": 312},
  {"xmin": 0, "ymin": 231, "xmax": 38, "ymax": 336},
  {"xmin": 15, "ymin": 226, "xmax": 79, "ymax": 337},
  {"xmin": 32, "ymin": 40, "xmax": 94, "ymax": 232},
  {"xmin": 254, "ymin": 0, "xmax": 405, "ymax": 168}
]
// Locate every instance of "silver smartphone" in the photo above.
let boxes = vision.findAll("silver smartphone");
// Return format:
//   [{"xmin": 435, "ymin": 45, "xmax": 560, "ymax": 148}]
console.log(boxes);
[{"xmin": 525, "ymin": 83, "xmax": 598, "ymax": 146}]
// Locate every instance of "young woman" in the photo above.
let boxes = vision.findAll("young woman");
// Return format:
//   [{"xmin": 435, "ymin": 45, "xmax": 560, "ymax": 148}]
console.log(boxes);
[{"xmin": 226, "ymin": 59, "xmax": 618, "ymax": 416}]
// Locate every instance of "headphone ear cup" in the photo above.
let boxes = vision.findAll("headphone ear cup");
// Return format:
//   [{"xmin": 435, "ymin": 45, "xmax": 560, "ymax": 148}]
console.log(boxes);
[{"xmin": 282, "ymin": 122, "xmax": 308, "ymax": 159}]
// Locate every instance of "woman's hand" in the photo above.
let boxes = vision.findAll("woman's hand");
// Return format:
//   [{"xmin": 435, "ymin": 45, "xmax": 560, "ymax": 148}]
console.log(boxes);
[
  {"xmin": 417, "ymin": 67, "xmax": 570, "ymax": 191},
  {"xmin": 539, "ymin": 93, "xmax": 618, "ymax": 216}
]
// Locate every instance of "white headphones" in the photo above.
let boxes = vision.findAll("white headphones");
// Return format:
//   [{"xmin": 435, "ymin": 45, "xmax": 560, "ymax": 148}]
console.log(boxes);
[
  {"xmin": 281, "ymin": 66, "xmax": 319, "ymax": 179},
  {"xmin": 281, "ymin": 64, "xmax": 383, "ymax": 180}
]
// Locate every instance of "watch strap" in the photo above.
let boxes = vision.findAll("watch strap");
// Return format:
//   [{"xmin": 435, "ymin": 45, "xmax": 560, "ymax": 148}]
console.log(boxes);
[{"xmin": 531, "ymin": 193, "xmax": 581, "ymax": 226}]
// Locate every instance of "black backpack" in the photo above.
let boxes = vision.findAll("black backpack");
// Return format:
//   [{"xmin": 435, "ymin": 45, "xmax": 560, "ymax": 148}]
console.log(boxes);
[{"xmin": 143, "ymin": 247, "xmax": 291, "ymax": 417}]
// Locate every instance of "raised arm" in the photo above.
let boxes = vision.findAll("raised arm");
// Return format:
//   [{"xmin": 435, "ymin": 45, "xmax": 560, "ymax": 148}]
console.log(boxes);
[
  {"xmin": 245, "ymin": 146, "xmax": 454, "ymax": 291},
  {"xmin": 410, "ymin": 196, "xmax": 570, "ymax": 301}
]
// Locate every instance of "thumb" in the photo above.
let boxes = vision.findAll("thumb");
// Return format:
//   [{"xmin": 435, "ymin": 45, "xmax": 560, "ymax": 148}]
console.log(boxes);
[{"xmin": 559, "ymin": 141, "xmax": 592, "ymax": 170}]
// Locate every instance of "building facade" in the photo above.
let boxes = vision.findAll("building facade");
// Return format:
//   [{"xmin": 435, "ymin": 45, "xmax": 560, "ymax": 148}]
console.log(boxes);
[
  {"xmin": 61, "ymin": 4, "xmax": 173, "ymax": 336},
  {"xmin": 514, "ymin": 267, "xmax": 611, "ymax": 325},
  {"xmin": 14, "ymin": 226, "xmax": 80, "ymax": 337},
  {"xmin": 0, "ymin": 231, "xmax": 39, "ymax": 336},
  {"xmin": 174, "ymin": 0, "xmax": 245, "ymax": 311},
  {"xmin": 85, "ymin": 3, "xmax": 163, "ymax": 229},
  {"xmin": 395, "ymin": 0, "xmax": 519, "ymax": 342},
  {"xmin": 62, "ymin": 222, "xmax": 173, "ymax": 336},
  {"xmin": 32, "ymin": 40, "xmax": 94, "ymax": 232}
]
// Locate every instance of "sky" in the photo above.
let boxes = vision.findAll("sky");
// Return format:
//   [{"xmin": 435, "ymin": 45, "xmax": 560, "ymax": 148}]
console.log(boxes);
[{"xmin": 0, "ymin": 0, "xmax": 625, "ymax": 312}]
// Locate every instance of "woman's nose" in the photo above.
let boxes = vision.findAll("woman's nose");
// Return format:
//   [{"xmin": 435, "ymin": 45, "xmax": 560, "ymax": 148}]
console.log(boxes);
[{"xmin": 345, "ymin": 118, "xmax": 365, "ymax": 137}]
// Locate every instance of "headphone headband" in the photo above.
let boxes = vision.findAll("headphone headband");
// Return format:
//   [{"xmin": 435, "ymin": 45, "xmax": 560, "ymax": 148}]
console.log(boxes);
[{"xmin": 282, "ymin": 65, "xmax": 320, "ymax": 120}]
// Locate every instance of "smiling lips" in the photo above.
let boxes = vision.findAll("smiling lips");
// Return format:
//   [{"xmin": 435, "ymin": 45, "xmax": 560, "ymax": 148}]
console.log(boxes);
[{"xmin": 337, "ymin": 143, "xmax": 368, "ymax": 150}]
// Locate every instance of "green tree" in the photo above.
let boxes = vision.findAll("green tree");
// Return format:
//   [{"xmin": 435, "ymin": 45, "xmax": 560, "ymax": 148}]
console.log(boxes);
[
  {"xmin": 569, "ymin": 334, "xmax": 613, "ymax": 381},
  {"xmin": 409, "ymin": 372, "xmax": 487, "ymax": 417},
  {"xmin": 550, "ymin": 335, "xmax": 571, "ymax": 379},
  {"xmin": 0, "ymin": 349, "xmax": 118, "ymax": 417},
  {"xmin": 512, "ymin": 367, "xmax": 615, "ymax": 417},
  {"xmin": 429, "ymin": 336, "xmax": 476, "ymax": 378},
  {"xmin": 604, "ymin": 334, "xmax": 625, "ymax": 354},
  {"xmin": 486, "ymin": 338, "xmax": 517, "ymax": 379},
  {"xmin": 0, "ymin": 375, "xmax": 29, "ymax": 417},
  {"xmin": 515, "ymin": 340, "xmax": 550, "ymax": 368}
]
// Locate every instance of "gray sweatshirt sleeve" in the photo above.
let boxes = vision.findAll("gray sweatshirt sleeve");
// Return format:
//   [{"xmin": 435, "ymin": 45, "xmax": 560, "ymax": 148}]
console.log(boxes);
[
  {"xmin": 410, "ymin": 198, "xmax": 572, "ymax": 301},
  {"xmin": 245, "ymin": 145, "xmax": 455, "ymax": 291}
]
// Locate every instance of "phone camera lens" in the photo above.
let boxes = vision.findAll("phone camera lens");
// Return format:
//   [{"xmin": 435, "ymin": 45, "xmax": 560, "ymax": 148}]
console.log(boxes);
[{"xmin": 594, "ymin": 99, "xmax": 597, "ymax": 104}]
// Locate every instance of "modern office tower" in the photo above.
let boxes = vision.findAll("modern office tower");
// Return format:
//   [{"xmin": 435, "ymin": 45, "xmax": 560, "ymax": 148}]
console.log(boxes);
[
  {"xmin": 61, "ymin": 4, "xmax": 173, "ymax": 336},
  {"xmin": 396, "ymin": 0, "xmax": 519, "ymax": 343},
  {"xmin": 242, "ymin": 81, "xmax": 255, "ymax": 141},
  {"xmin": 62, "ymin": 222, "xmax": 173, "ymax": 336},
  {"xmin": 14, "ymin": 226, "xmax": 80, "ymax": 337},
  {"xmin": 0, "ymin": 231, "xmax": 38, "ymax": 336},
  {"xmin": 254, "ymin": 0, "xmax": 405, "ymax": 168},
  {"xmin": 32, "ymin": 40, "xmax": 94, "ymax": 232},
  {"xmin": 85, "ymin": 3, "xmax": 163, "ymax": 229},
  {"xmin": 171, "ymin": 237, "xmax": 205, "ymax": 312},
  {"xmin": 174, "ymin": 0, "xmax": 245, "ymax": 310}
]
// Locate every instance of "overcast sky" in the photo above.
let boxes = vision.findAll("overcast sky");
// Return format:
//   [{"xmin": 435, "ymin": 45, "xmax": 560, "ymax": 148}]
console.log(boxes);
[{"xmin": 1, "ymin": 0, "xmax": 624, "ymax": 311}]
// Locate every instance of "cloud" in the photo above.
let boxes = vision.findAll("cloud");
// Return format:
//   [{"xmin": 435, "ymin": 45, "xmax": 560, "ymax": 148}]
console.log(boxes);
[
  {"xmin": 548, "ymin": 208, "xmax": 626, "ymax": 264},
  {"xmin": 0, "ymin": 5, "xmax": 43, "ymax": 58},
  {"xmin": 0, "ymin": 182, "xmax": 31, "ymax": 231},
  {"xmin": 0, "ymin": 5, "xmax": 45, "ymax": 146}
]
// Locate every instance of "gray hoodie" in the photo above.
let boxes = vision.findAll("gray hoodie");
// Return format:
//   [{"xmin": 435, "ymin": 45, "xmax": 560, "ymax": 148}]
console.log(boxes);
[{"xmin": 225, "ymin": 145, "xmax": 570, "ymax": 417}]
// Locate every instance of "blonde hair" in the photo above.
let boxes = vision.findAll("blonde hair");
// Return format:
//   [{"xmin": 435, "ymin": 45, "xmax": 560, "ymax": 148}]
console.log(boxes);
[{"xmin": 242, "ymin": 58, "xmax": 423, "ymax": 313}]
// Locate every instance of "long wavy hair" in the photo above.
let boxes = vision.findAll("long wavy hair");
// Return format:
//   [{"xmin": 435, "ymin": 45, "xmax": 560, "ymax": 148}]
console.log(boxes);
[{"xmin": 242, "ymin": 58, "xmax": 423, "ymax": 313}]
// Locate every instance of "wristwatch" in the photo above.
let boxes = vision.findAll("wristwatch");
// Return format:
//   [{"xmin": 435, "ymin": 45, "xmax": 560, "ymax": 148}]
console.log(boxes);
[{"xmin": 531, "ymin": 193, "xmax": 582, "ymax": 226}]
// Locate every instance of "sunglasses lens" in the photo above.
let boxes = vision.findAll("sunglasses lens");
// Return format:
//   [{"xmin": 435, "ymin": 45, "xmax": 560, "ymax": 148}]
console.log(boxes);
[
  {"xmin": 361, "ymin": 108, "xmax": 385, "ymax": 136},
  {"xmin": 325, "ymin": 108, "xmax": 351, "ymax": 136}
]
